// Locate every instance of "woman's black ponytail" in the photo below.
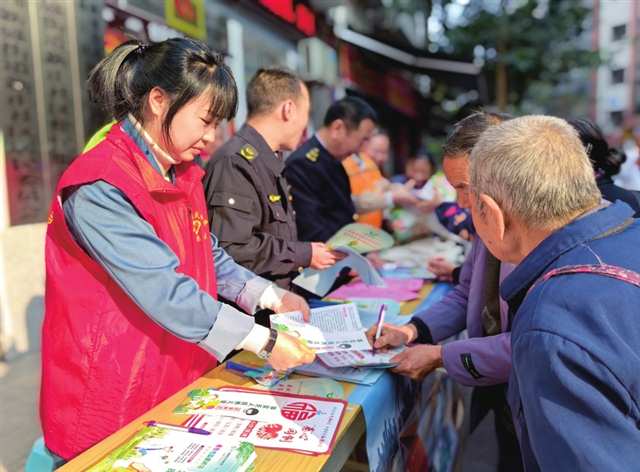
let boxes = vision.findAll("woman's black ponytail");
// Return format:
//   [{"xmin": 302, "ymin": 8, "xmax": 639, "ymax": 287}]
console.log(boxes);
[
  {"xmin": 569, "ymin": 118, "xmax": 627, "ymax": 178},
  {"xmin": 87, "ymin": 40, "xmax": 144, "ymax": 121},
  {"xmin": 86, "ymin": 38, "xmax": 238, "ymax": 144}
]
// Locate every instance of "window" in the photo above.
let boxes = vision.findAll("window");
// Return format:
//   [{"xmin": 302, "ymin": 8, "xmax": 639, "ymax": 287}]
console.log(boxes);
[
  {"xmin": 612, "ymin": 68, "xmax": 625, "ymax": 84},
  {"xmin": 610, "ymin": 110, "xmax": 624, "ymax": 127},
  {"xmin": 612, "ymin": 24, "xmax": 627, "ymax": 41}
]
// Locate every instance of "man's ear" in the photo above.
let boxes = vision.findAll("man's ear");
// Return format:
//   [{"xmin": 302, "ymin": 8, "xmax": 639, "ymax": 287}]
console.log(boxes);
[
  {"xmin": 146, "ymin": 87, "xmax": 168, "ymax": 120},
  {"xmin": 480, "ymin": 193, "xmax": 506, "ymax": 241},
  {"xmin": 330, "ymin": 119, "xmax": 346, "ymax": 138},
  {"xmin": 282, "ymin": 100, "xmax": 294, "ymax": 122}
]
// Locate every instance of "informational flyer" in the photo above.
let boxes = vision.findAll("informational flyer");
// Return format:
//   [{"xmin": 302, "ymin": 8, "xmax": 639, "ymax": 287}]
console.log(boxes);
[
  {"xmin": 293, "ymin": 246, "xmax": 385, "ymax": 297},
  {"xmin": 86, "ymin": 425, "xmax": 256, "ymax": 472},
  {"xmin": 269, "ymin": 377, "xmax": 344, "ymax": 400},
  {"xmin": 327, "ymin": 223, "xmax": 394, "ymax": 253},
  {"xmin": 174, "ymin": 387, "xmax": 346, "ymax": 455},
  {"xmin": 318, "ymin": 347, "xmax": 405, "ymax": 368},
  {"xmin": 270, "ymin": 303, "xmax": 370, "ymax": 353}
]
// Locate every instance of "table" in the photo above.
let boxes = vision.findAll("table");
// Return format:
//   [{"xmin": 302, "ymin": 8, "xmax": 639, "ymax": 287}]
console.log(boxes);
[{"xmin": 60, "ymin": 285, "xmax": 433, "ymax": 471}]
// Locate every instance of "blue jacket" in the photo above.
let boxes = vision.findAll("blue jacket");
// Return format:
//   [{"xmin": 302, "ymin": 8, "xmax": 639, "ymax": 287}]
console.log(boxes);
[{"xmin": 502, "ymin": 202, "xmax": 640, "ymax": 471}]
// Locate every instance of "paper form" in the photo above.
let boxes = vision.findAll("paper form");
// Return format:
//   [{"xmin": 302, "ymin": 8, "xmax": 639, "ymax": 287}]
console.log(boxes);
[{"xmin": 270, "ymin": 303, "xmax": 371, "ymax": 353}]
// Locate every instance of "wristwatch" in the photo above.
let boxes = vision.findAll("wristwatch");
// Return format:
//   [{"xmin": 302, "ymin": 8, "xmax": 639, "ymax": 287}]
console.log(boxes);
[{"xmin": 257, "ymin": 328, "xmax": 279, "ymax": 360}]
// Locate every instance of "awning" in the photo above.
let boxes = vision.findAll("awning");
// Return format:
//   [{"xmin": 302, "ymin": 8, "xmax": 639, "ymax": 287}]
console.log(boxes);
[{"xmin": 334, "ymin": 26, "xmax": 480, "ymax": 76}]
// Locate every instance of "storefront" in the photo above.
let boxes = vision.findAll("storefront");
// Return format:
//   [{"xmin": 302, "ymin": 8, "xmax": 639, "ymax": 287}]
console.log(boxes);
[{"xmin": 0, "ymin": 0, "xmax": 337, "ymax": 359}]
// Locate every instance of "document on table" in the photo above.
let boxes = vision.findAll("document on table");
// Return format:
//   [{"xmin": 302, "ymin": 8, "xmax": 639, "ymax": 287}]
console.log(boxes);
[
  {"xmin": 295, "ymin": 360, "xmax": 385, "ymax": 386},
  {"xmin": 270, "ymin": 303, "xmax": 371, "ymax": 353},
  {"xmin": 176, "ymin": 387, "xmax": 347, "ymax": 455},
  {"xmin": 292, "ymin": 245, "xmax": 385, "ymax": 297},
  {"xmin": 379, "ymin": 264, "xmax": 436, "ymax": 280},
  {"xmin": 328, "ymin": 279, "xmax": 422, "ymax": 302},
  {"xmin": 318, "ymin": 347, "xmax": 405, "ymax": 369}
]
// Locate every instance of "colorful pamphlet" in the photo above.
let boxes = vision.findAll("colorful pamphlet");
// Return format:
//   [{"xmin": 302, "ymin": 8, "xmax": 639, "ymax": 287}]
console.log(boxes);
[
  {"xmin": 293, "ymin": 246, "xmax": 385, "ymax": 297},
  {"xmin": 327, "ymin": 223, "xmax": 394, "ymax": 254},
  {"xmin": 225, "ymin": 361, "xmax": 288, "ymax": 388},
  {"xmin": 328, "ymin": 280, "xmax": 421, "ymax": 302},
  {"xmin": 175, "ymin": 387, "xmax": 346, "ymax": 455},
  {"xmin": 86, "ymin": 425, "xmax": 256, "ymax": 472},
  {"xmin": 270, "ymin": 303, "xmax": 370, "ymax": 353}
]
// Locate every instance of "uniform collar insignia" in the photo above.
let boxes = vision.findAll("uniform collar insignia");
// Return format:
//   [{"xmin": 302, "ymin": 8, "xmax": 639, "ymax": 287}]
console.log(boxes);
[
  {"xmin": 306, "ymin": 147, "xmax": 320, "ymax": 162},
  {"xmin": 240, "ymin": 144, "xmax": 258, "ymax": 160}
]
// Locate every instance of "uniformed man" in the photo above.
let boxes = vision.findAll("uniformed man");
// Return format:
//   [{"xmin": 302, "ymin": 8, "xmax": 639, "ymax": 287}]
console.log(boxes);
[
  {"xmin": 284, "ymin": 96, "xmax": 378, "ymax": 241},
  {"xmin": 203, "ymin": 68, "xmax": 339, "ymax": 289}
]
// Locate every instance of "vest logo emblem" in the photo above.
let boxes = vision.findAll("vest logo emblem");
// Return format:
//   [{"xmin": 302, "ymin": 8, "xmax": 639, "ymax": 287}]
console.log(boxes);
[
  {"xmin": 47, "ymin": 211, "xmax": 54, "ymax": 224},
  {"xmin": 192, "ymin": 211, "xmax": 209, "ymax": 242},
  {"xmin": 268, "ymin": 194, "xmax": 281, "ymax": 203}
]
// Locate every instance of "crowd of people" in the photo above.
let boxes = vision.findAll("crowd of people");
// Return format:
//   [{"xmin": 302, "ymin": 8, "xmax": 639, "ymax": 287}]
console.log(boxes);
[{"xmin": 40, "ymin": 37, "xmax": 640, "ymax": 471}]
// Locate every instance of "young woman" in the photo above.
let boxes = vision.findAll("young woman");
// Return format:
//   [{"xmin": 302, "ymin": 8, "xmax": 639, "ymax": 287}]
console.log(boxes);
[{"xmin": 41, "ymin": 38, "xmax": 314, "ymax": 462}]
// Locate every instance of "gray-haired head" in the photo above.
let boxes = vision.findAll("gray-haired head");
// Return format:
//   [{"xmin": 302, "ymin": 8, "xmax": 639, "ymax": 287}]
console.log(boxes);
[
  {"xmin": 443, "ymin": 111, "xmax": 513, "ymax": 159},
  {"xmin": 469, "ymin": 115, "xmax": 601, "ymax": 229}
]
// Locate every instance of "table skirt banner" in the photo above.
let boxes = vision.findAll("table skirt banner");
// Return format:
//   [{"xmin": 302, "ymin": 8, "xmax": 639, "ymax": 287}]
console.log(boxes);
[{"xmin": 347, "ymin": 283, "xmax": 455, "ymax": 472}]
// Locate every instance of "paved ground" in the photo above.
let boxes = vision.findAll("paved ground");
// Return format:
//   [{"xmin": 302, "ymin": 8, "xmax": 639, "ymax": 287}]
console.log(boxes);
[
  {"xmin": 0, "ymin": 351, "xmax": 41, "ymax": 472},
  {"xmin": 0, "ymin": 351, "xmax": 497, "ymax": 472},
  {"xmin": 460, "ymin": 411, "xmax": 498, "ymax": 472}
]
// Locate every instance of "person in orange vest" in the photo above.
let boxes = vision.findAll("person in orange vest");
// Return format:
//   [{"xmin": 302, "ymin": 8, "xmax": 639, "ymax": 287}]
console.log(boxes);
[
  {"xmin": 342, "ymin": 129, "xmax": 418, "ymax": 228},
  {"xmin": 41, "ymin": 38, "xmax": 314, "ymax": 463}
]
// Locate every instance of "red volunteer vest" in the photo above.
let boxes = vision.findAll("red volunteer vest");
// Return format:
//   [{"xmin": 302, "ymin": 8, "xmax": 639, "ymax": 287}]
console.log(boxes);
[{"xmin": 40, "ymin": 123, "xmax": 218, "ymax": 459}]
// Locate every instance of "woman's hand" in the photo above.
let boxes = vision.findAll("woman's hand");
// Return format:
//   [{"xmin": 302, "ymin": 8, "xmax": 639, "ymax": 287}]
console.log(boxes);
[
  {"xmin": 268, "ymin": 332, "xmax": 315, "ymax": 371},
  {"xmin": 272, "ymin": 291, "xmax": 311, "ymax": 321}
]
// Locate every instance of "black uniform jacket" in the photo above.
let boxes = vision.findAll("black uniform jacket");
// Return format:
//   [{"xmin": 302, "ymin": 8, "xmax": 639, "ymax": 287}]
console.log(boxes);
[
  {"xmin": 203, "ymin": 124, "xmax": 311, "ymax": 289},
  {"xmin": 283, "ymin": 135, "xmax": 356, "ymax": 242}
]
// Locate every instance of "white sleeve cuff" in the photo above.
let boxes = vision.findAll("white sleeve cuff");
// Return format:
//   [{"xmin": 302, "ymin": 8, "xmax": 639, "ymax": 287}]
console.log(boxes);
[
  {"xmin": 198, "ymin": 303, "xmax": 255, "ymax": 360},
  {"xmin": 235, "ymin": 324, "xmax": 271, "ymax": 354},
  {"xmin": 235, "ymin": 276, "xmax": 271, "ymax": 314},
  {"xmin": 258, "ymin": 283, "xmax": 288, "ymax": 312}
]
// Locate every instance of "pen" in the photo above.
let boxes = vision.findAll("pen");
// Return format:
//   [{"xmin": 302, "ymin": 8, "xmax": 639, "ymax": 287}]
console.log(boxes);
[
  {"xmin": 373, "ymin": 304, "xmax": 387, "ymax": 353},
  {"xmin": 225, "ymin": 361, "xmax": 258, "ymax": 374},
  {"xmin": 145, "ymin": 420, "xmax": 211, "ymax": 435}
]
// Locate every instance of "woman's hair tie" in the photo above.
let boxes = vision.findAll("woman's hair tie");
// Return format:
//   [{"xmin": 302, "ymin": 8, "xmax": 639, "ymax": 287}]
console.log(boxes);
[{"xmin": 136, "ymin": 43, "xmax": 149, "ymax": 55}]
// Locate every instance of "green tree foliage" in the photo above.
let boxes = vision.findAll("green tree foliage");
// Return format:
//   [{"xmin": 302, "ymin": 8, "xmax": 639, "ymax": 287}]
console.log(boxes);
[{"xmin": 442, "ymin": 0, "xmax": 600, "ymax": 109}]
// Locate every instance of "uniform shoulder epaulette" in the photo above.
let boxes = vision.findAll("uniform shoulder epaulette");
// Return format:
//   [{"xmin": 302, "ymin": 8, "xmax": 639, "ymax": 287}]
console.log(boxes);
[
  {"xmin": 305, "ymin": 147, "xmax": 320, "ymax": 162},
  {"xmin": 239, "ymin": 144, "xmax": 258, "ymax": 161}
]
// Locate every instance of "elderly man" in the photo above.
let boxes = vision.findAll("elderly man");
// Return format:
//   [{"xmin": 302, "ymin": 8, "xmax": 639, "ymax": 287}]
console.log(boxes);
[
  {"xmin": 469, "ymin": 115, "xmax": 640, "ymax": 471},
  {"xmin": 368, "ymin": 111, "xmax": 522, "ymax": 472}
]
